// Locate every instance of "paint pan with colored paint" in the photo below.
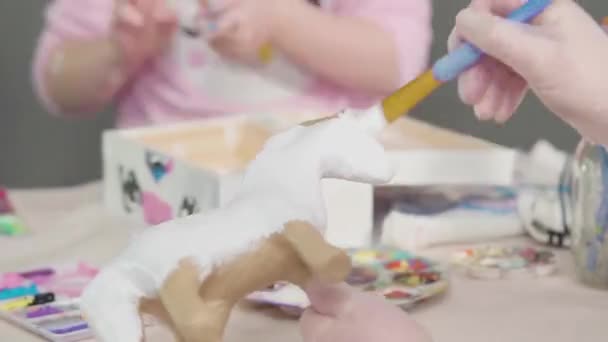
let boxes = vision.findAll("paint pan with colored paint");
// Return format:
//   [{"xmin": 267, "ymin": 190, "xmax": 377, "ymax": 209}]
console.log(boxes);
[
  {"xmin": 0, "ymin": 295, "xmax": 158, "ymax": 341},
  {"xmin": 28, "ymin": 299, "xmax": 80, "ymax": 316},
  {"xmin": 33, "ymin": 314, "xmax": 89, "ymax": 334},
  {"xmin": 0, "ymin": 292, "xmax": 56, "ymax": 311},
  {"xmin": 0, "ymin": 284, "xmax": 38, "ymax": 301},
  {"xmin": 0, "ymin": 214, "xmax": 27, "ymax": 236},
  {"xmin": 246, "ymin": 246, "xmax": 449, "ymax": 315},
  {"xmin": 0, "ymin": 305, "xmax": 91, "ymax": 341},
  {"xmin": 0, "ymin": 264, "xmax": 106, "ymax": 341},
  {"xmin": 0, "ymin": 187, "xmax": 27, "ymax": 236}
]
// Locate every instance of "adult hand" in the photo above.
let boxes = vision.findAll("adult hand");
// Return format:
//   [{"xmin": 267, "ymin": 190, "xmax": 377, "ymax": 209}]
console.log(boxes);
[
  {"xmin": 449, "ymin": 0, "xmax": 608, "ymax": 144},
  {"xmin": 111, "ymin": 0, "xmax": 178, "ymax": 73},
  {"xmin": 203, "ymin": 0, "xmax": 301, "ymax": 63},
  {"xmin": 300, "ymin": 283, "xmax": 433, "ymax": 342}
]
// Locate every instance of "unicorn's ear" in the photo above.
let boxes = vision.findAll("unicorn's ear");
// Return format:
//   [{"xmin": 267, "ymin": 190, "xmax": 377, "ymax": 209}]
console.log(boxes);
[{"xmin": 318, "ymin": 118, "xmax": 395, "ymax": 185}]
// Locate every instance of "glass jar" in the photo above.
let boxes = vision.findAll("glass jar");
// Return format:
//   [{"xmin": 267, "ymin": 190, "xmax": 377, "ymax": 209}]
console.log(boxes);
[{"xmin": 568, "ymin": 139, "xmax": 608, "ymax": 289}]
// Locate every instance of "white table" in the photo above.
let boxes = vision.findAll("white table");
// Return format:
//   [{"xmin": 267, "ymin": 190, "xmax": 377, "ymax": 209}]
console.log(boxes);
[
  {"xmin": 2, "ymin": 116, "xmax": 608, "ymax": 341},
  {"xmin": 1, "ymin": 182, "xmax": 607, "ymax": 342}
]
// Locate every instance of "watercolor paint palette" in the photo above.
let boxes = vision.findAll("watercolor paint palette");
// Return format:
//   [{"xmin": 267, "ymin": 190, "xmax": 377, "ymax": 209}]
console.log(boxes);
[
  {"xmin": 0, "ymin": 262, "xmax": 156, "ymax": 341},
  {"xmin": 0, "ymin": 263, "xmax": 99, "ymax": 341},
  {"xmin": 0, "ymin": 299, "xmax": 91, "ymax": 342},
  {"xmin": 450, "ymin": 245, "xmax": 557, "ymax": 279},
  {"xmin": 246, "ymin": 246, "xmax": 449, "ymax": 316}
]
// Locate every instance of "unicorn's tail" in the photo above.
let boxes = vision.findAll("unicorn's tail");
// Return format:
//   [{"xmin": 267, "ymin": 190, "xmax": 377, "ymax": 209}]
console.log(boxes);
[{"xmin": 80, "ymin": 264, "xmax": 147, "ymax": 342}]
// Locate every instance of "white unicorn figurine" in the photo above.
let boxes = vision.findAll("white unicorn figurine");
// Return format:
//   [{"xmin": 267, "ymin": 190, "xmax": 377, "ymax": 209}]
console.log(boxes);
[{"xmin": 80, "ymin": 114, "xmax": 394, "ymax": 342}]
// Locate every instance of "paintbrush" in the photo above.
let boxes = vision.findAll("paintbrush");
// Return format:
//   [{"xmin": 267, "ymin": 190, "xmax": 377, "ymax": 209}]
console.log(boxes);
[{"xmin": 342, "ymin": 0, "xmax": 552, "ymax": 134}]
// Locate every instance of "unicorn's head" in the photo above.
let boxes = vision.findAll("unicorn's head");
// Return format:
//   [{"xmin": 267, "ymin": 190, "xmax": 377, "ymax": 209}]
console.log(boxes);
[{"xmin": 240, "ymin": 115, "xmax": 394, "ymax": 197}]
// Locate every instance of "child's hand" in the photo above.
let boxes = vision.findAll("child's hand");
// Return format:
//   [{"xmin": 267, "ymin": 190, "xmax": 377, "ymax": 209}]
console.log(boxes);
[
  {"xmin": 111, "ymin": 0, "xmax": 178, "ymax": 73},
  {"xmin": 204, "ymin": 0, "xmax": 298, "ymax": 63},
  {"xmin": 300, "ymin": 283, "xmax": 433, "ymax": 342}
]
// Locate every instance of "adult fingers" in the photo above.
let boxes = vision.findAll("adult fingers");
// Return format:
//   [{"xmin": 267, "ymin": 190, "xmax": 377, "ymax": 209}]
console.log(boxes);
[
  {"xmin": 494, "ymin": 75, "xmax": 528, "ymax": 123},
  {"xmin": 449, "ymin": 0, "xmax": 526, "ymax": 108},
  {"xmin": 457, "ymin": 58, "xmax": 493, "ymax": 106},
  {"xmin": 472, "ymin": 61, "xmax": 513, "ymax": 120},
  {"xmin": 449, "ymin": 28, "xmax": 492, "ymax": 107},
  {"xmin": 467, "ymin": 0, "xmax": 521, "ymax": 15},
  {"xmin": 447, "ymin": 0, "xmax": 521, "ymax": 49},
  {"xmin": 455, "ymin": 7, "xmax": 552, "ymax": 80},
  {"xmin": 304, "ymin": 282, "xmax": 354, "ymax": 317}
]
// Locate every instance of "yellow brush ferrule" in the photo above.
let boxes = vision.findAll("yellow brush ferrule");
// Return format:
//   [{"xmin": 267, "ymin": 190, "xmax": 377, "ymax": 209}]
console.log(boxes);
[
  {"xmin": 258, "ymin": 43, "xmax": 274, "ymax": 63},
  {"xmin": 381, "ymin": 70, "xmax": 442, "ymax": 123}
]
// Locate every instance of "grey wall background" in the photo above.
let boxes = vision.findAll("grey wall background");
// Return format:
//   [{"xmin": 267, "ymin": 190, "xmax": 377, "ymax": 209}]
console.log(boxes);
[
  {"xmin": 0, "ymin": 0, "xmax": 603, "ymax": 188},
  {"xmin": 0, "ymin": 1, "xmax": 115, "ymax": 188}
]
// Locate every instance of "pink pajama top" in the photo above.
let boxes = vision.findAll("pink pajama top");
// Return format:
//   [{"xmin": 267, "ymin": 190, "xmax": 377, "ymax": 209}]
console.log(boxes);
[{"xmin": 33, "ymin": 0, "xmax": 432, "ymax": 128}]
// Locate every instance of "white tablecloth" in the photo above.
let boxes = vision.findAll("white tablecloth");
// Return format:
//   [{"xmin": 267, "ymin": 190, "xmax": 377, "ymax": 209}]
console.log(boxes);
[{"xmin": 1, "ymin": 183, "xmax": 607, "ymax": 342}]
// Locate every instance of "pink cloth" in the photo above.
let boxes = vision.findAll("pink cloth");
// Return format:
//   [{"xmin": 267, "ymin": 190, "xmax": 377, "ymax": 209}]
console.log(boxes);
[{"xmin": 33, "ymin": 0, "xmax": 432, "ymax": 128}]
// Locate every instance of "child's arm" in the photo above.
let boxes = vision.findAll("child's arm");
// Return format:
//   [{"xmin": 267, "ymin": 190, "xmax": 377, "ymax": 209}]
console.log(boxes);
[
  {"xmin": 271, "ymin": 0, "xmax": 432, "ymax": 95},
  {"xmin": 33, "ymin": 0, "xmax": 176, "ymax": 116},
  {"xmin": 32, "ymin": 0, "xmax": 120, "ymax": 116},
  {"xmin": 35, "ymin": 35, "xmax": 127, "ymax": 116}
]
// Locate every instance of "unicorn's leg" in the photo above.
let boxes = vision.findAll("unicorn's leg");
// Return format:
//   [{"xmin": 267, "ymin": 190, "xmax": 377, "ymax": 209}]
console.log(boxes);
[
  {"xmin": 159, "ymin": 259, "xmax": 231, "ymax": 342},
  {"xmin": 80, "ymin": 267, "xmax": 146, "ymax": 342},
  {"xmin": 281, "ymin": 220, "xmax": 351, "ymax": 284},
  {"xmin": 139, "ymin": 298, "xmax": 184, "ymax": 342}
]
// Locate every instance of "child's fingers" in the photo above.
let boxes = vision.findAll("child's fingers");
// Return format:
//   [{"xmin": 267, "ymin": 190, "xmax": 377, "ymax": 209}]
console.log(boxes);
[
  {"xmin": 153, "ymin": 0, "xmax": 178, "ymax": 24},
  {"xmin": 209, "ymin": 37, "xmax": 238, "ymax": 58},
  {"xmin": 135, "ymin": 0, "xmax": 156, "ymax": 23},
  {"xmin": 205, "ymin": 0, "xmax": 238, "ymax": 15},
  {"xmin": 156, "ymin": 18, "xmax": 178, "ymax": 42},
  {"xmin": 116, "ymin": 2, "xmax": 144, "ymax": 27},
  {"xmin": 207, "ymin": 10, "xmax": 240, "ymax": 40}
]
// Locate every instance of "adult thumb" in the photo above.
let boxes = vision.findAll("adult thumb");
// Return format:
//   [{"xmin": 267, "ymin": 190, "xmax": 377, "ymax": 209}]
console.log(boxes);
[
  {"xmin": 455, "ymin": 8, "xmax": 550, "ymax": 77},
  {"xmin": 304, "ymin": 282, "xmax": 354, "ymax": 317}
]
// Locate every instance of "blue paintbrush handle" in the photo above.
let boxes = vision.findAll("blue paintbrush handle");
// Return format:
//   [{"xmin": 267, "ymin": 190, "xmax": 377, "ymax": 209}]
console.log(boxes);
[{"xmin": 432, "ymin": 0, "xmax": 552, "ymax": 82}]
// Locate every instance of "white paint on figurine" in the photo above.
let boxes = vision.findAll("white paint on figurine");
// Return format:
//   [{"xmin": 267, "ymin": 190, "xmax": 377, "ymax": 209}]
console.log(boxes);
[{"xmin": 80, "ymin": 114, "xmax": 393, "ymax": 341}]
